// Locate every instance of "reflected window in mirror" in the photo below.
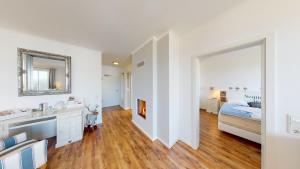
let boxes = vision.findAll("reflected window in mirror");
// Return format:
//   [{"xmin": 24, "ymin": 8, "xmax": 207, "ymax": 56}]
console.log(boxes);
[{"xmin": 18, "ymin": 48, "xmax": 71, "ymax": 96}]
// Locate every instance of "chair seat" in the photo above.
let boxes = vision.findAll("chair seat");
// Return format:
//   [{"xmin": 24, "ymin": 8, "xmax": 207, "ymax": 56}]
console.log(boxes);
[{"xmin": 86, "ymin": 114, "xmax": 98, "ymax": 126}]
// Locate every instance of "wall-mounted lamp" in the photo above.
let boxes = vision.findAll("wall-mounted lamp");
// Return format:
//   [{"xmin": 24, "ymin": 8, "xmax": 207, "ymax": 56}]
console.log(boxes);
[{"xmin": 209, "ymin": 87, "xmax": 220, "ymax": 99}]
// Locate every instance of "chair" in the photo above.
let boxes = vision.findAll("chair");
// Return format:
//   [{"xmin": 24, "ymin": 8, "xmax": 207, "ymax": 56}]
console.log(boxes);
[
  {"xmin": 84, "ymin": 104, "xmax": 100, "ymax": 132},
  {"xmin": 0, "ymin": 132, "xmax": 48, "ymax": 169}
]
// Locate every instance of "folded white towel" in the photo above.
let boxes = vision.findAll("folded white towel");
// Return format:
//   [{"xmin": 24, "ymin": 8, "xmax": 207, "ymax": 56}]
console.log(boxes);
[
  {"xmin": 0, "ymin": 123, "xmax": 9, "ymax": 140},
  {"xmin": 0, "ymin": 110, "xmax": 29, "ymax": 121}
]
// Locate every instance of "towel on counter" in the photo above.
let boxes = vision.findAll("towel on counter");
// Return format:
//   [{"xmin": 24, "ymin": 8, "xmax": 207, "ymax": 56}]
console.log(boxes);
[{"xmin": 0, "ymin": 124, "xmax": 9, "ymax": 140}]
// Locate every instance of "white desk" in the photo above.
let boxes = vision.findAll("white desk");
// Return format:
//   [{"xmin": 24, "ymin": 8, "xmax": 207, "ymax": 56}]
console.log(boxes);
[{"xmin": 1, "ymin": 107, "xmax": 84, "ymax": 148}]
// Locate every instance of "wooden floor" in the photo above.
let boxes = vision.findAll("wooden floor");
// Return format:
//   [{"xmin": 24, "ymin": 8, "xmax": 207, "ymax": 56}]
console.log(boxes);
[{"xmin": 47, "ymin": 107, "xmax": 261, "ymax": 169}]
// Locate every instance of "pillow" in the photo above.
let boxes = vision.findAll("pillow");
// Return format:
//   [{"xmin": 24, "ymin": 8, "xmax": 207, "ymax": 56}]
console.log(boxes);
[
  {"xmin": 227, "ymin": 100, "xmax": 249, "ymax": 106},
  {"xmin": 248, "ymin": 102, "xmax": 261, "ymax": 108},
  {"xmin": 227, "ymin": 91, "xmax": 248, "ymax": 106},
  {"xmin": 0, "ymin": 132, "xmax": 27, "ymax": 151}
]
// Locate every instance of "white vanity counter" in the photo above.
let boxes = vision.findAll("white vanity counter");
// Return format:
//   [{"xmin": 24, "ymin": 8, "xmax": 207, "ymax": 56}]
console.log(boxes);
[
  {"xmin": 2, "ymin": 107, "xmax": 84, "ymax": 125},
  {"xmin": 1, "ymin": 107, "xmax": 85, "ymax": 148}
]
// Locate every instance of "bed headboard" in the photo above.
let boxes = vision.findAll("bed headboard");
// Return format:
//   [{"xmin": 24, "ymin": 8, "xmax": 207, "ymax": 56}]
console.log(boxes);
[
  {"xmin": 244, "ymin": 91, "xmax": 261, "ymax": 102},
  {"xmin": 227, "ymin": 87, "xmax": 261, "ymax": 103}
]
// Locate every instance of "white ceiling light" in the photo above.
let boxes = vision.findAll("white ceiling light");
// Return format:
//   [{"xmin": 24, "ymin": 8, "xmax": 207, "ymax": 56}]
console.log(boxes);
[
  {"xmin": 112, "ymin": 61, "xmax": 119, "ymax": 65},
  {"xmin": 112, "ymin": 58, "xmax": 119, "ymax": 66}
]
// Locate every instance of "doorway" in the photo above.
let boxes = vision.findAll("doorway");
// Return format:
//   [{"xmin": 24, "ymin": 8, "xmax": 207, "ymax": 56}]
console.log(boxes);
[
  {"xmin": 191, "ymin": 36, "xmax": 277, "ymax": 169},
  {"xmin": 199, "ymin": 42, "xmax": 262, "ymax": 168},
  {"xmin": 102, "ymin": 65, "xmax": 122, "ymax": 107}
]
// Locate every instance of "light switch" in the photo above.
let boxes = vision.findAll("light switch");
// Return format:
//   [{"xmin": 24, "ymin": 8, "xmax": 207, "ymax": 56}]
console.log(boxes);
[{"xmin": 288, "ymin": 114, "xmax": 300, "ymax": 136}]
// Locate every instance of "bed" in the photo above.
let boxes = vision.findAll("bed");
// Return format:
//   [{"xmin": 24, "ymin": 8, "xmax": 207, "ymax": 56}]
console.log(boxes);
[{"xmin": 218, "ymin": 90, "xmax": 262, "ymax": 143}]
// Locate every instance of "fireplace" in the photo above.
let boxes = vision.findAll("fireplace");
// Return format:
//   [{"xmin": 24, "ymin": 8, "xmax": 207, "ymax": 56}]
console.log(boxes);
[{"xmin": 137, "ymin": 99, "xmax": 146, "ymax": 119}]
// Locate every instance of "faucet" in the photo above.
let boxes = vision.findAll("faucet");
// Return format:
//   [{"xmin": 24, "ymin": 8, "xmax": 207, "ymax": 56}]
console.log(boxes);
[{"xmin": 39, "ymin": 103, "xmax": 48, "ymax": 112}]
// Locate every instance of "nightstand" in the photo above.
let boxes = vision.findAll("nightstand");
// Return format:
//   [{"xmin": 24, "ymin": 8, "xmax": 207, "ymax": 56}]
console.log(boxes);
[
  {"xmin": 219, "ymin": 91, "xmax": 227, "ymax": 108},
  {"xmin": 207, "ymin": 98, "xmax": 219, "ymax": 114}
]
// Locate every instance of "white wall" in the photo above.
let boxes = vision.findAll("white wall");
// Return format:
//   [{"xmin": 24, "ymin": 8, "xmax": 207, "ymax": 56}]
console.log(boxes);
[
  {"xmin": 132, "ymin": 39, "xmax": 157, "ymax": 139},
  {"xmin": 179, "ymin": 0, "xmax": 300, "ymax": 168},
  {"xmin": 131, "ymin": 33, "xmax": 179, "ymax": 147},
  {"xmin": 169, "ymin": 32, "xmax": 180, "ymax": 148},
  {"xmin": 102, "ymin": 65, "xmax": 122, "ymax": 107},
  {"xmin": 200, "ymin": 45, "xmax": 261, "ymax": 109},
  {"xmin": 157, "ymin": 34, "xmax": 170, "ymax": 145},
  {"xmin": 156, "ymin": 32, "xmax": 180, "ymax": 147},
  {"xmin": 0, "ymin": 28, "xmax": 102, "ymax": 138}
]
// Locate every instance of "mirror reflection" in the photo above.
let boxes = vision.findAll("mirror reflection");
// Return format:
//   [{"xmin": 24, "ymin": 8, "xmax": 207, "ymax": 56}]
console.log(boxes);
[
  {"xmin": 18, "ymin": 48, "xmax": 71, "ymax": 96},
  {"xmin": 25, "ymin": 56, "xmax": 66, "ymax": 91}
]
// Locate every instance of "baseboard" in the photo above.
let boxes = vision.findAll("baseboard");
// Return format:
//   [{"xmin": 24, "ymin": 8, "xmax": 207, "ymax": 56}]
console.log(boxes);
[
  {"xmin": 168, "ymin": 139, "xmax": 177, "ymax": 149},
  {"xmin": 131, "ymin": 120, "xmax": 156, "ymax": 141},
  {"xmin": 157, "ymin": 137, "xmax": 173, "ymax": 149},
  {"xmin": 177, "ymin": 137, "xmax": 195, "ymax": 150},
  {"xmin": 120, "ymin": 105, "xmax": 131, "ymax": 110},
  {"xmin": 131, "ymin": 120, "xmax": 178, "ymax": 149}
]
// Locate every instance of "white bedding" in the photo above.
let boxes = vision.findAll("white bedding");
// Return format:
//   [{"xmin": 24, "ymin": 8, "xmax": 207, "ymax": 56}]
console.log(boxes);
[{"xmin": 233, "ymin": 106, "xmax": 261, "ymax": 120}]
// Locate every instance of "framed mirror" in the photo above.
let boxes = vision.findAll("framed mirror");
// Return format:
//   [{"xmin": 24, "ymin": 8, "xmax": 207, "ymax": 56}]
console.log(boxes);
[{"xmin": 18, "ymin": 48, "xmax": 71, "ymax": 96}]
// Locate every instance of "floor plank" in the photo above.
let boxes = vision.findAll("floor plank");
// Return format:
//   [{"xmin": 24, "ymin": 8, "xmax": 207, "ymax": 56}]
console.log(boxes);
[{"xmin": 47, "ymin": 107, "xmax": 260, "ymax": 169}]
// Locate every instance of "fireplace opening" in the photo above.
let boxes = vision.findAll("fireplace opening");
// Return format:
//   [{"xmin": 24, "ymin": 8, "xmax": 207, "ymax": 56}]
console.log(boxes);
[{"xmin": 137, "ymin": 99, "xmax": 146, "ymax": 119}]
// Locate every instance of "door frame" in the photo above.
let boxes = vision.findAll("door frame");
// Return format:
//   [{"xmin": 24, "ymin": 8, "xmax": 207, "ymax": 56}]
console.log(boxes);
[{"xmin": 191, "ymin": 33, "xmax": 277, "ymax": 169}]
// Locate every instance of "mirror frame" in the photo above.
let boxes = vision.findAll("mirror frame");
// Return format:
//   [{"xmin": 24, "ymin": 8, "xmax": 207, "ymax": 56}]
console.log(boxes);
[{"xmin": 17, "ymin": 48, "xmax": 72, "ymax": 96}]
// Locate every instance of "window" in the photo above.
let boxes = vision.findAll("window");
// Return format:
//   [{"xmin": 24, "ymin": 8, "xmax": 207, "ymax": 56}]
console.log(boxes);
[{"xmin": 31, "ymin": 69, "xmax": 50, "ymax": 91}]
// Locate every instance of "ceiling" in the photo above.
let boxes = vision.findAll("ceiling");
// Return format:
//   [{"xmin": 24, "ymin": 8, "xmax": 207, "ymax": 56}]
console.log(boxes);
[{"xmin": 0, "ymin": 0, "xmax": 244, "ymax": 67}]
